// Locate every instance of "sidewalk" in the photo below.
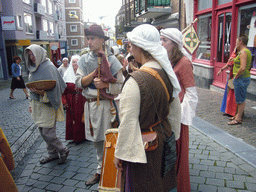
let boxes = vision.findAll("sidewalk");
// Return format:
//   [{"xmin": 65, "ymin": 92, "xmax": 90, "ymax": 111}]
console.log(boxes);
[{"xmin": 0, "ymin": 85, "xmax": 256, "ymax": 191}]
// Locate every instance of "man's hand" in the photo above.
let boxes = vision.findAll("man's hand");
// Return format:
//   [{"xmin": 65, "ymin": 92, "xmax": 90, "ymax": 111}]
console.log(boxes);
[
  {"xmin": 17, "ymin": 77, "xmax": 20, "ymax": 81},
  {"xmin": 28, "ymin": 106, "xmax": 32, "ymax": 113},
  {"xmin": 94, "ymin": 78, "xmax": 109, "ymax": 89},
  {"xmin": 114, "ymin": 157, "xmax": 123, "ymax": 170},
  {"xmin": 29, "ymin": 87, "xmax": 45, "ymax": 96}
]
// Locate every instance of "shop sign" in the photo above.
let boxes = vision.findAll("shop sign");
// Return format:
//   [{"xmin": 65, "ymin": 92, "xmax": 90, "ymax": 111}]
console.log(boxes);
[
  {"xmin": 1, "ymin": 16, "xmax": 16, "ymax": 30},
  {"xmin": 61, "ymin": 48, "xmax": 65, "ymax": 54},
  {"xmin": 18, "ymin": 39, "xmax": 31, "ymax": 46}
]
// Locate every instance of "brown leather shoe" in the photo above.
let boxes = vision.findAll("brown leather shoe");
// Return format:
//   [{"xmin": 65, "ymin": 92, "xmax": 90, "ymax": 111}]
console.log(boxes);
[{"xmin": 85, "ymin": 173, "xmax": 100, "ymax": 185}]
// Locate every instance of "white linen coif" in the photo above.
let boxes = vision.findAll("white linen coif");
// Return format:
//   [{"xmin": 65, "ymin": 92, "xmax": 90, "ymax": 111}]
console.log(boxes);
[
  {"xmin": 63, "ymin": 55, "xmax": 80, "ymax": 84},
  {"xmin": 127, "ymin": 24, "xmax": 181, "ymax": 98}
]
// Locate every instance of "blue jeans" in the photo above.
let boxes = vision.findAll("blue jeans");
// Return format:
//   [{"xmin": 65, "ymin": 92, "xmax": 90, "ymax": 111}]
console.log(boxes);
[{"xmin": 233, "ymin": 77, "xmax": 251, "ymax": 104}]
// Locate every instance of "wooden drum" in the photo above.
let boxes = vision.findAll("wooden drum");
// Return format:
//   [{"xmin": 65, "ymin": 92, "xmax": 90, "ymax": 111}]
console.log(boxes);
[{"xmin": 98, "ymin": 128, "xmax": 121, "ymax": 192}]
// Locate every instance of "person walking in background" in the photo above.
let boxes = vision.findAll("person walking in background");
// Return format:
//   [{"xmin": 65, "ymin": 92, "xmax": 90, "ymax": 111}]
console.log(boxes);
[
  {"xmin": 58, "ymin": 57, "xmax": 69, "ymax": 78},
  {"xmin": 76, "ymin": 24, "xmax": 123, "ymax": 185},
  {"xmin": 228, "ymin": 35, "xmax": 252, "ymax": 125},
  {"xmin": 161, "ymin": 28, "xmax": 198, "ymax": 192},
  {"xmin": 218, "ymin": 47, "xmax": 238, "ymax": 117},
  {"xmin": 25, "ymin": 44, "xmax": 69, "ymax": 165},
  {"xmin": 9, "ymin": 56, "xmax": 29, "ymax": 99},
  {"xmin": 62, "ymin": 55, "xmax": 86, "ymax": 144}
]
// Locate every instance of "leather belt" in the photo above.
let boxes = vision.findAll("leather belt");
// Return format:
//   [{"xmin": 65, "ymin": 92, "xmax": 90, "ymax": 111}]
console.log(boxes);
[{"xmin": 87, "ymin": 98, "xmax": 106, "ymax": 103}]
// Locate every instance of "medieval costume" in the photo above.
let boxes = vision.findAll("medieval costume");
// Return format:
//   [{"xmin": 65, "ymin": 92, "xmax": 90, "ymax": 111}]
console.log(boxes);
[
  {"xmin": 58, "ymin": 57, "xmax": 69, "ymax": 78},
  {"xmin": 25, "ymin": 44, "xmax": 69, "ymax": 165},
  {"xmin": 115, "ymin": 24, "xmax": 181, "ymax": 192},
  {"xmin": 62, "ymin": 55, "xmax": 86, "ymax": 143},
  {"xmin": 161, "ymin": 28, "xmax": 198, "ymax": 192},
  {"xmin": 76, "ymin": 24, "xmax": 123, "ymax": 185}
]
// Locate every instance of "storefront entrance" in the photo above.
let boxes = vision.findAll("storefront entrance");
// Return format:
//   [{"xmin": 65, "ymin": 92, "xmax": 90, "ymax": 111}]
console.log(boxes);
[{"xmin": 212, "ymin": 9, "xmax": 232, "ymax": 88}]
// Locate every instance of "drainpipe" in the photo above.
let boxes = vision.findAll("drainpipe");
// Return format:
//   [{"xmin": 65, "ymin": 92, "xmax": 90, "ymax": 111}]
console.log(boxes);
[{"xmin": 179, "ymin": 0, "xmax": 181, "ymax": 30}]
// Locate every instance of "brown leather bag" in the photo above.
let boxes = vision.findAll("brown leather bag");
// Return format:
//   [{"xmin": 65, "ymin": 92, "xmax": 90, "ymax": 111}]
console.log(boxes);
[{"xmin": 142, "ymin": 130, "xmax": 158, "ymax": 151}]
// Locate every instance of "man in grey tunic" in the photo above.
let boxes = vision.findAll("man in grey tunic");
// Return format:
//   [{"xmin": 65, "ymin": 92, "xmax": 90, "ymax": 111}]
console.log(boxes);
[{"xmin": 75, "ymin": 24, "xmax": 123, "ymax": 185}]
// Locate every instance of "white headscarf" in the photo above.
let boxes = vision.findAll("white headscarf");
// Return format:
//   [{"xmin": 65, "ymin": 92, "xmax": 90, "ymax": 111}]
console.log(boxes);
[
  {"xmin": 63, "ymin": 55, "xmax": 80, "ymax": 83},
  {"xmin": 127, "ymin": 24, "xmax": 181, "ymax": 98},
  {"xmin": 160, "ymin": 28, "xmax": 192, "ymax": 61}
]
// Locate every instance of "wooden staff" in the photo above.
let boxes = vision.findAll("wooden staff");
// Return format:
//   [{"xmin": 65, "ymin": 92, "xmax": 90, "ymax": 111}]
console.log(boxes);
[
  {"xmin": 182, "ymin": 18, "xmax": 199, "ymax": 34},
  {"xmin": 97, "ymin": 56, "xmax": 102, "ymax": 105}
]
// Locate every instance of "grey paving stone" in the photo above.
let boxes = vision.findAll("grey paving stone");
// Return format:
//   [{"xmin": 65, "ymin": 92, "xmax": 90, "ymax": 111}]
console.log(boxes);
[
  {"xmin": 26, "ymin": 179, "xmax": 37, "ymax": 186},
  {"xmin": 62, "ymin": 179, "xmax": 79, "ymax": 186},
  {"xmin": 217, "ymin": 187, "xmax": 237, "ymax": 192},
  {"xmin": 190, "ymin": 169, "xmax": 200, "ymax": 176},
  {"xmin": 60, "ymin": 171, "xmax": 76, "ymax": 179},
  {"xmin": 226, "ymin": 180, "xmax": 245, "ymax": 189},
  {"xmin": 200, "ymin": 171, "xmax": 216, "ymax": 178},
  {"xmin": 50, "ymin": 177, "xmax": 67, "ymax": 184},
  {"xmin": 32, "ymin": 181, "xmax": 49, "ymax": 189},
  {"xmin": 21, "ymin": 186, "xmax": 33, "ymax": 192},
  {"xmin": 192, "ymin": 164, "xmax": 208, "ymax": 171},
  {"xmin": 216, "ymin": 172, "xmax": 233, "ymax": 180},
  {"xmin": 246, "ymin": 182, "xmax": 256, "ymax": 191},
  {"xmin": 73, "ymin": 173, "xmax": 90, "ymax": 181},
  {"xmin": 48, "ymin": 169, "xmax": 65, "ymax": 176},
  {"xmin": 189, "ymin": 158, "xmax": 200, "ymax": 164},
  {"xmin": 208, "ymin": 155, "xmax": 221, "ymax": 161},
  {"xmin": 16, "ymin": 184, "xmax": 25, "ymax": 192},
  {"xmin": 65, "ymin": 165, "xmax": 80, "ymax": 172},
  {"xmin": 216, "ymin": 161, "xmax": 227, "ymax": 167},
  {"xmin": 195, "ymin": 154, "xmax": 209, "ymax": 160},
  {"xmin": 45, "ymin": 183, "xmax": 63, "ymax": 191},
  {"xmin": 234, "ymin": 175, "xmax": 246, "ymax": 182},
  {"xmin": 208, "ymin": 166, "xmax": 224, "ymax": 173},
  {"xmin": 38, "ymin": 175, "xmax": 54, "ymax": 182},
  {"xmin": 245, "ymin": 176, "xmax": 256, "ymax": 183},
  {"xmin": 239, "ymin": 164, "xmax": 256, "ymax": 173},
  {"xmin": 37, "ymin": 167, "xmax": 52, "ymax": 175},
  {"xmin": 200, "ymin": 159, "xmax": 215, "ymax": 166},
  {"xmin": 28, "ymin": 188, "xmax": 45, "ymax": 192},
  {"xmin": 198, "ymin": 184, "xmax": 218, "ymax": 192},
  {"xmin": 16, "ymin": 176, "xmax": 29, "ymax": 184},
  {"xmin": 30, "ymin": 173, "xmax": 42, "ymax": 180},
  {"xmin": 190, "ymin": 176, "xmax": 206, "ymax": 184},
  {"xmin": 20, "ymin": 170, "xmax": 34, "ymax": 177},
  {"xmin": 75, "ymin": 181, "xmax": 88, "ymax": 189},
  {"xmin": 224, "ymin": 167, "xmax": 236, "ymax": 174},
  {"xmin": 59, "ymin": 186, "xmax": 76, "ymax": 192},
  {"xmin": 74, "ymin": 189, "xmax": 91, "ymax": 192},
  {"xmin": 190, "ymin": 183, "xmax": 198, "ymax": 191},
  {"xmin": 206, "ymin": 178, "xmax": 224, "ymax": 186}
]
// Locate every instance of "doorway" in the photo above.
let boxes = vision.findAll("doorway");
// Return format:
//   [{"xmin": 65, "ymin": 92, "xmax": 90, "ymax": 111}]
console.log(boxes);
[{"xmin": 212, "ymin": 10, "xmax": 232, "ymax": 88}]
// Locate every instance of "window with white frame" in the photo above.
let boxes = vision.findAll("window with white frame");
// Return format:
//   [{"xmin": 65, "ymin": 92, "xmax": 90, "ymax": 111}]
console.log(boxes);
[
  {"xmin": 16, "ymin": 15, "xmax": 23, "ymax": 30},
  {"xmin": 48, "ymin": 0, "xmax": 53, "ymax": 15},
  {"xmin": 69, "ymin": 11, "xmax": 77, "ymax": 18},
  {"xmin": 41, "ymin": 0, "xmax": 46, "ymax": 9},
  {"xmin": 71, "ymin": 39, "xmax": 78, "ymax": 46},
  {"xmin": 23, "ymin": 0, "xmax": 30, "ymax": 4},
  {"xmin": 43, "ymin": 19, "xmax": 48, "ymax": 32},
  {"xmin": 49, "ymin": 21, "xmax": 54, "ymax": 36},
  {"xmin": 69, "ymin": 0, "xmax": 76, "ymax": 3},
  {"xmin": 70, "ymin": 25, "xmax": 77, "ymax": 32},
  {"xmin": 24, "ymin": 13, "xmax": 33, "ymax": 33}
]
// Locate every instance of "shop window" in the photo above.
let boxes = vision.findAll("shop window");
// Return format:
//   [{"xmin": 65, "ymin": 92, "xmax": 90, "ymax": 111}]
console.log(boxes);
[
  {"xmin": 196, "ymin": 14, "xmax": 212, "ymax": 61},
  {"xmin": 69, "ymin": 0, "xmax": 76, "ymax": 3},
  {"xmin": 238, "ymin": 5, "xmax": 256, "ymax": 69},
  {"xmin": 24, "ymin": 13, "xmax": 33, "ymax": 34},
  {"xmin": 43, "ymin": 19, "xmax": 48, "ymax": 32},
  {"xmin": 198, "ymin": 0, "xmax": 212, "ymax": 11},
  {"xmin": 48, "ymin": 0, "xmax": 53, "ymax": 15},
  {"xmin": 23, "ymin": 0, "xmax": 30, "ymax": 4},
  {"xmin": 16, "ymin": 15, "xmax": 23, "ymax": 30},
  {"xmin": 71, "ymin": 39, "xmax": 78, "ymax": 46},
  {"xmin": 218, "ymin": 0, "xmax": 231, "ymax": 5},
  {"xmin": 49, "ymin": 21, "xmax": 54, "ymax": 36}
]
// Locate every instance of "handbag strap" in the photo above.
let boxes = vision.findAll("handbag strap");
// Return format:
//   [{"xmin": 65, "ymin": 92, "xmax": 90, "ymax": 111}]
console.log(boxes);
[{"xmin": 140, "ymin": 67, "xmax": 170, "ymax": 101}]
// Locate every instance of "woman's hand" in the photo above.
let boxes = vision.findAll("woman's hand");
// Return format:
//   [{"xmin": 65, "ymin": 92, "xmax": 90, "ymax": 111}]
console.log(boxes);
[
  {"xmin": 17, "ymin": 77, "xmax": 20, "ymax": 81},
  {"xmin": 29, "ymin": 87, "xmax": 45, "ymax": 96},
  {"xmin": 28, "ymin": 106, "xmax": 32, "ymax": 113},
  {"xmin": 217, "ymin": 70, "xmax": 222, "ymax": 76},
  {"xmin": 114, "ymin": 157, "xmax": 123, "ymax": 170}
]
